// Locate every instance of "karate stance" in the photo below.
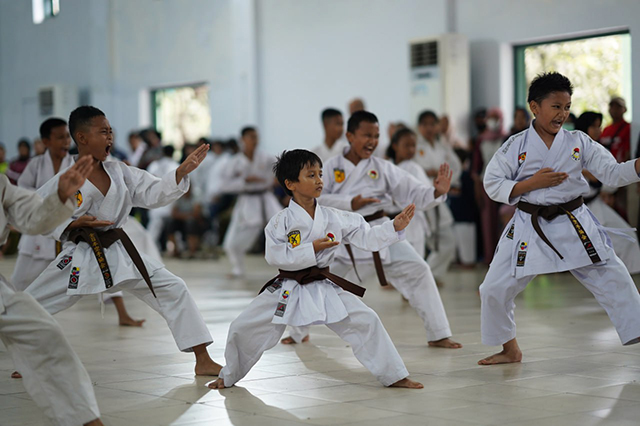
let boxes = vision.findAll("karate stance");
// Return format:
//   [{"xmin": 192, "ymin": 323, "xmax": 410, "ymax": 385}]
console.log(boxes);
[
  {"xmin": 25, "ymin": 106, "xmax": 221, "ymax": 376},
  {"xmin": 0, "ymin": 156, "xmax": 105, "ymax": 425},
  {"xmin": 478, "ymin": 72, "xmax": 640, "ymax": 365},
  {"xmin": 208, "ymin": 149, "xmax": 422, "ymax": 389}
]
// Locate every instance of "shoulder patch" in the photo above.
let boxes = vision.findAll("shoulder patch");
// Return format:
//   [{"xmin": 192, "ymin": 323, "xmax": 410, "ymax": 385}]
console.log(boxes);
[{"xmin": 287, "ymin": 230, "xmax": 301, "ymax": 248}]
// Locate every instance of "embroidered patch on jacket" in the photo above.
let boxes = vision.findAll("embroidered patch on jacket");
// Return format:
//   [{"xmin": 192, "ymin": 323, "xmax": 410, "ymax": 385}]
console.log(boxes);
[
  {"xmin": 68, "ymin": 267, "xmax": 80, "ymax": 289},
  {"xmin": 334, "ymin": 168, "xmax": 345, "ymax": 183},
  {"xmin": 326, "ymin": 232, "xmax": 335, "ymax": 242},
  {"xmin": 518, "ymin": 152, "xmax": 526, "ymax": 165},
  {"xmin": 266, "ymin": 281, "xmax": 282, "ymax": 293},
  {"xmin": 368, "ymin": 170, "xmax": 379, "ymax": 180},
  {"xmin": 75, "ymin": 191, "xmax": 83, "ymax": 207},
  {"xmin": 571, "ymin": 147, "xmax": 580, "ymax": 161},
  {"xmin": 506, "ymin": 224, "xmax": 514, "ymax": 240},
  {"xmin": 519, "ymin": 241, "xmax": 528, "ymax": 250},
  {"xmin": 516, "ymin": 251, "xmax": 527, "ymax": 267},
  {"xmin": 275, "ymin": 302, "xmax": 287, "ymax": 317},
  {"xmin": 56, "ymin": 255, "xmax": 73, "ymax": 270},
  {"xmin": 280, "ymin": 290, "xmax": 290, "ymax": 301},
  {"xmin": 287, "ymin": 230, "xmax": 301, "ymax": 248}
]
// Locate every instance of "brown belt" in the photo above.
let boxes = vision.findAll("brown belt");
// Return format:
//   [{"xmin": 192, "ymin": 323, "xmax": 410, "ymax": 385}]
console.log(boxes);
[
  {"xmin": 344, "ymin": 210, "xmax": 389, "ymax": 287},
  {"xmin": 259, "ymin": 265, "xmax": 366, "ymax": 297},
  {"xmin": 517, "ymin": 196, "xmax": 600, "ymax": 263},
  {"xmin": 69, "ymin": 227, "xmax": 156, "ymax": 297}
]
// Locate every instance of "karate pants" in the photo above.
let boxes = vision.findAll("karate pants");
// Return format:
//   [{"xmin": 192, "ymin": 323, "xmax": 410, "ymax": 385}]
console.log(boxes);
[
  {"xmin": 426, "ymin": 224, "xmax": 457, "ymax": 279},
  {"xmin": 290, "ymin": 239, "xmax": 452, "ymax": 343},
  {"xmin": 10, "ymin": 253, "xmax": 52, "ymax": 291},
  {"xmin": 219, "ymin": 286, "xmax": 409, "ymax": 387},
  {"xmin": 223, "ymin": 219, "xmax": 263, "ymax": 276},
  {"xmin": 480, "ymin": 242, "xmax": 640, "ymax": 346},
  {"xmin": 0, "ymin": 282, "xmax": 100, "ymax": 426},
  {"xmin": 26, "ymin": 267, "xmax": 213, "ymax": 352},
  {"xmin": 453, "ymin": 222, "xmax": 477, "ymax": 265}
]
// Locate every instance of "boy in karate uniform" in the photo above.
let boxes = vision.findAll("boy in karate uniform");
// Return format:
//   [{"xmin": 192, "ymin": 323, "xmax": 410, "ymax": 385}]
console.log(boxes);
[
  {"xmin": 25, "ymin": 106, "xmax": 221, "ymax": 376},
  {"xmin": 283, "ymin": 111, "xmax": 461, "ymax": 348},
  {"xmin": 221, "ymin": 127, "xmax": 281, "ymax": 277},
  {"xmin": 208, "ymin": 149, "xmax": 422, "ymax": 389},
  {"xmin": 1, "ymin": 156, "xmax": 105, "ymax": 425},
  {"xmin": 478, "ymin": 72, "xmax": 640, "ymax": 365},
  {"xmin": 312, "ymin": 108, "xmax": 348, "ymax": 162},
  {"xmin": 11, "ymin": 118, "xmax": 143, "ymax": 333}
]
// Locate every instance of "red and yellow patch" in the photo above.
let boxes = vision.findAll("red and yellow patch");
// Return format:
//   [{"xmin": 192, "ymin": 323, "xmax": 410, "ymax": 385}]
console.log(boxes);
[
  {"xmin": 368, "ymin": 170, "xmax": 379, "ymax": 180},
  {"xmin": 334, "ymin": 168, "xmax": 345, "ymax": 183},
  {"xmin": 287, "ymin": 230, "xmax": 301, "ymax": 248},
  {"xmin": 75, "ymin": 191, "xmax": 83, "ymax": 207},
  {"xmin": 326, "ymin": 232, "xmax": 335, "ymax": 242}
]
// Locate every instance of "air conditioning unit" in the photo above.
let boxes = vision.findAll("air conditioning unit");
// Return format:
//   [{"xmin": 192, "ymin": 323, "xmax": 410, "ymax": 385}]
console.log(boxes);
[
  {"xmin": 38, "ymin": 85, "xmax": 79, "ymax": 119},
  {"xmin": 409, "ymin": 33, "xmax": 470, "ymax": 143}
]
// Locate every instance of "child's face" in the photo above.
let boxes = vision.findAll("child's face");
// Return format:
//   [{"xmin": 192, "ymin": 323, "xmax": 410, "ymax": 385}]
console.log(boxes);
[
  {"xmin": 18, "ymin": 145, "xmax": 30, "ymax": 158},
  {"xmin": 418, "ymin": 117, "xmax": 438, "ymax": 141},
  {"xmin": 324, "ymin": 115, "xmax": 344, "ymax": 140},
  {"xmin": 529, "ymin": 91, "xmax": 572, "ymax": 136},
  {"xmin": 44, "ymin": 125, "xmax": 71, "ymax": 160},
  {"xmin": 609, "ymin": 102, "xmax": 626, "ymax": 121},
  {"xmin": 286, "ymin": 162, "xmax": 323, "ymax": 199},
  {"xmin": 242, "ymin": 130, "xmax": 259, "ymax": 153},
  {"xmin": 77, "ymin": 116, "xmax": 114, "ymax": 161},
  {"xmin": 588, "ymin": 118, "xmax": 602, "ymax": 141},
  {"xmin": 393, "ymin": 134, "xmax": 417, "ymax": 163},
  {"xmin": 346, "ymin": 121, "xmax": 379, "ymax": 160}
]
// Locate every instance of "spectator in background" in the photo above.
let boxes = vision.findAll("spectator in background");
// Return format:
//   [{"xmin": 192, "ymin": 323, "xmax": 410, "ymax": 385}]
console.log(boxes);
[
  {"xmin": 127, "ymin": 131, "xmax": 147, "ymax": 168},
  {"xmin": 147, "ymin": 145, "xmax": 180, "ymax": 251},
  {"xmin": 0, "ymin": 143, "xmax": 8, "ymax": 174},
  {"xmin": 601, "ymin": 96, "xmax": 631, "ymax": 162},
  {"xmin": 137, "ymin": 128, "xmax": 163, "ymax": 170},
  {"xmin": 33, "ymin": 138, "xmax": 46, "ymax": 156},
  {"xmin": 471, "ymin": 107, "xmax": 505, "ymax": 264},
  {"xmin": 439, "ymin": 115, "xmax": 466, "ymax": 150},
  {"xmin": 166, "ymin": 187, "xmax": 208, "ymax": 259},
  {"xmin": 563, "ymin": 112, "xmax": 577, "ymax": 130},
  {"xmin": 507, "ymin": 107, "xmax": 531, "ymax": 139},
  {"xmin": 348, "ymin": 97, "xmax": 365, "ymax": 115},
  {"xmin": 6, "ymin": 139, "xmax": 32, "ymax": 184}
]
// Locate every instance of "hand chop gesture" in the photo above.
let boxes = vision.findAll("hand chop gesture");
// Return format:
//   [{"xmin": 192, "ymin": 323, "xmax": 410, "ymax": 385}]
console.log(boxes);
[
  {"xmin": 433, "ymin": 163, "xmax": 453, "ymax": 198},
  {"xmin": 530, "ymin": 167, "xmax": 569, "ymax": 190},
  {"xmin": 313, "ymin": 237, "xmax": 340, "ymax": 253},
  {"xmin": 57, "ymin": 156, "xmax": 94, "ymax": 203},
  {"xmin": 351, "ymin": 194, "xmax": 380, "ymax": 211},
  {"xmin": 393, "ymin": 204, "xmax": 416, "ymax": 231},
  {"xmin": 176, "ymin": 144, "xmax": 210, "ymax": 184}
]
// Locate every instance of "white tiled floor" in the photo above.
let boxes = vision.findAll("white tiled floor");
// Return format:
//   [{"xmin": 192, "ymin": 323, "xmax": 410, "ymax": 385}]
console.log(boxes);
[{"xmin": 1, "ymin": 254, "xmax": 640, "ymax": 425}]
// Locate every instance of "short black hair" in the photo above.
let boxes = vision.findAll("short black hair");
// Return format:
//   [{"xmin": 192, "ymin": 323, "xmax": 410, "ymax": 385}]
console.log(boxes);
[
  {"xmin": 386, "ymin": 128, "xmax": 416, "ymax": 161},
  {"xmin": 527, "ymin": 72, "xmax": 573, "ymax": 104},
  {"xmin": 241, "ymin": 126, "xmax": 256, "ymax": 137},
  {"xmin": 18, "ymin": 138, "xmax": 31, "ymax": 150},
  {"xmin": 273, "ymin": 149, "xmax": 322, "ymax": 197},
  {"xmin": 575, "ymin": 111, "xmax": 603, "ymax": 134},
  {"xmin": 162, "ymin": 145, "xmax": 175, "ymax": 158},
  {"xmin": 347, "ymin": 110, "xmax": 378, "ymax": 134},
  {"xmin": 417, "ymin": 110, "xmax": 438, "ymax": 126},
  {"xmin": 321, "ymin": 108, "xmax": 342, "ymax": 123},
  {"xmin": 69, "ymin": 106, "xmax": 105, "ymax": 144},
  {"xmin": 39, "ymin": 118, "xmax": 67, "ymax": 139}
]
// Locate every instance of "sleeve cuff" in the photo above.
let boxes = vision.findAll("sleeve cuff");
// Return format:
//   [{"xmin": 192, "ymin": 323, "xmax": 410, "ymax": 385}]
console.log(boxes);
[
  {"xmin": 500, "ymin": 180, "xmax": 520, "ymax": 205},
  {"xmin": 166, "ymin": 170, "xmax": 190, "ymax": 193}
]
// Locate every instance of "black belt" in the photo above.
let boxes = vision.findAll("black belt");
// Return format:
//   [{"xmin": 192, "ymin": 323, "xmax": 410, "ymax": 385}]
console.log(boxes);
[
  {"xmin": 517, "ymin": 196, "xmax": 601, "ymax": 263},
  {"xmin": 344, "ymin": 210, "xmax": 389, "ymax": 286},
  {"xmin": 69, "ymin": 227, "xmax": 156, "ymax": 297},
  {"xmin": 259, "ymin": 265, "xmax": 366, "ymax": 297}
]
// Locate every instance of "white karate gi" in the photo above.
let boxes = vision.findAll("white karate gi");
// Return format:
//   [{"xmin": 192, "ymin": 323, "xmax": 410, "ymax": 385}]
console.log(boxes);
[
  {"xmin": 25, "ymin": 161, "xmax": 213, "ymax": 352},
  {"xmin": 413, "ymin": 136, "xmax": 459, "ymax": 278},
  {"xmin": 146, "ymin": 156, "xmax": 180, "ymax": 248},
  {"xmin": 11, "ymin": 152, "xmax": 75, "ymax": 290},
  {"xmin": 311, "ymin": 138, "xmax": 349, "ymax": 162},
  {"xmin": 480, "ymin": 122, "xmax": 640, "ymax": 346},
  {"xmin": 221, "ymin": 151, "xmax": 281, "ymax": 276},
  {"xmin": 0, "ymin": 175, "xmax": 100, "ymax": 426},
  {"xmin": 292, "ymin": 154, "xmax": 453, "ymax": 342},
  {"xmin": 587, "ymin": 196, "xmax": 640, "ymax": 274},
  {"xmin": 387, "ymin": 160, "xmax": 433, "ymax": 258},
  {"xmin": 219, "ymin": 200, "xmax": 409, "ymax": 387}
]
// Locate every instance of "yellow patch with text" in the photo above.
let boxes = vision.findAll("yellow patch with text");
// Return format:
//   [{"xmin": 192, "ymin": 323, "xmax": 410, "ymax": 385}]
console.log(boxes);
[{"xmin": 287, "ymin": 230, "xmax": 301, "ymax": 248}]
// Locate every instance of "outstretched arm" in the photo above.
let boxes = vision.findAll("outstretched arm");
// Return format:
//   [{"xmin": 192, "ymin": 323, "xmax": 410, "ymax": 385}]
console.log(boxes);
[{"xmin": 176, "ymin": 144, "xmax": 210, "ymax": 184}]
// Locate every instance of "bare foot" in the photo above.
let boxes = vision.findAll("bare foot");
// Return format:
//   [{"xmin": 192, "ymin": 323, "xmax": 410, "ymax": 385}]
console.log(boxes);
[
  {"xmin": 11, "ymin": 371, "xmax": 22, "ymax": 379},
  {"xmin": 119, "ymin": 317, "xmax": 146, "ymax": 327},
  {"xmin": 478, "ymin": 338, "xmax": 522, "ymax": 365},
  {"xmin": 281, "ymin": 335, "xmax": 310, "ymax": 344},
  {"xmin": 428, "ymin": 338, "xmax": 462, "ymax": 349},
  {"xmin": 193, "ymin": 344, "xmax": 222, "ymax": 376},
  {"xmin": 84, "ymin": 419, "xmax": 104, "ymax": 426},
  {"xmin": 207, "ymin": 378, "xmax": 227, "ymax": 389},
  {"xmin": 390, "ymin": 378, "xmax": 423, "ymax": 389}
]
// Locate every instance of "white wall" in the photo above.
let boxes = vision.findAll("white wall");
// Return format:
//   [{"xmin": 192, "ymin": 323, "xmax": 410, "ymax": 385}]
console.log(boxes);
[
  {"xmin": 256, "ymin": 0, "xmax": 448, "ymax": 154},
  {"xmin": 458, "ymin": 0, "xmax": 640, "ymax": 144}
]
